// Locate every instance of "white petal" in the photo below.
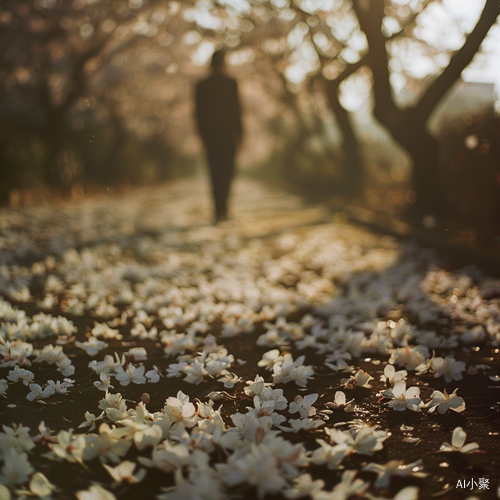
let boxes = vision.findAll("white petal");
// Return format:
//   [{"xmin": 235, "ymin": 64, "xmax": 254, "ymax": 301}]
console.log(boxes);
[
  {"xmin": 394, "ymin": 486, "xmax": 419, "ymax": 500},
  {"xmin": 76, "ymin": 485, "xmax": 116, "ymax": 500},
  {"xmin": 303, "ymin": 393, "xmax": 318, "ymax": 407},
  {"xmin": 393, "ymin": 381, "xmax": 406, "ymax": 398},
  {"xmin": 460, "ymin": 442, "xmax": 479, "ymax": 453},
  {"xmin": 0, "ymin": 484, "xmax": 11, "ymax": 500},
  {"xmin": 451, "ymin": 427, "xmax": 467, "ymax": 449},
  {"xmin": 29, "ymin": 472, "xmax": 55, "ymax": 497},
  {"xmin": 335, "ymin": 391, "xmax": 346, "ymax": 406}
]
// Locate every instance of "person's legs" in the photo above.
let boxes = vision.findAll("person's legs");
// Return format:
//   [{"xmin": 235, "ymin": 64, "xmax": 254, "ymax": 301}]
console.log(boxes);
[{"xmin": 206, "ymin": 141, "xmax": 236, "ymax": 221}]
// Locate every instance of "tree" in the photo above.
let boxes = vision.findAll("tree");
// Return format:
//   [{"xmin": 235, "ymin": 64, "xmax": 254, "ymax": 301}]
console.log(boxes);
[
  {"xmin": 0, "ymin": 0, "xmax": 186, "ymax": 188},
  {"xmin": 352, "ymin": 0, "xmax": 500, "ymax": 215},
  {"xmin": 2, "ymin": 0, "xmax": 497, "ymax": 208},
  {"xmin": 193, "ymin": 0, "xmax": 499, "ymax": 210}
]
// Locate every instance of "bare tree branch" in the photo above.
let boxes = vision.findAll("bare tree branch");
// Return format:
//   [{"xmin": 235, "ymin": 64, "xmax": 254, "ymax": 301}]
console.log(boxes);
[
  {"xmin": 352, "ymin": 0, "xmax": 399, "ymax": 124},
  {"xmin": 416, "ymin": 0, "xmax": 499, "ymax": 123}
]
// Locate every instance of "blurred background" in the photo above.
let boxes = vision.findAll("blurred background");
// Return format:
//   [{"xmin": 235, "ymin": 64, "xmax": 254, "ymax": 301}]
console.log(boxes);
[{"xmin": 0, "ymin": 0, "xmax": 499, "ymax": 238}]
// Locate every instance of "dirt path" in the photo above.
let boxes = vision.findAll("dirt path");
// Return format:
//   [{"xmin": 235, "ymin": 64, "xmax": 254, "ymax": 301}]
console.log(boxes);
[{"xmin": 1, "ymin": 177, "xmax": 499, "ymax": 500}]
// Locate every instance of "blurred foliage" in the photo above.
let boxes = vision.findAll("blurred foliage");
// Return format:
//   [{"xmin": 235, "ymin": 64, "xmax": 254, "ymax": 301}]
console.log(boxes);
[
  {"xmin": 0, "ymin": 125, "xmax": 44, "ymax": 202},
  {"xmin": 0, "ymin": 0, "xmax": 498, "ymax": 210}
]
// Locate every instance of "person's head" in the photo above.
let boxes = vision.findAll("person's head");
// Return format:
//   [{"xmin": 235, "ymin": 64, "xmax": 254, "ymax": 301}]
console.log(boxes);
[{"xmin": 210, "ymin": 50, "xmax": 226, "ymax": 72}]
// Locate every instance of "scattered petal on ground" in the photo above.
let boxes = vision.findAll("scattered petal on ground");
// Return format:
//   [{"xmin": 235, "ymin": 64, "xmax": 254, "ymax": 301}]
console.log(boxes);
[{"xmin": 0, "ymin": 178, "xmax": 499, "ymax": 499}]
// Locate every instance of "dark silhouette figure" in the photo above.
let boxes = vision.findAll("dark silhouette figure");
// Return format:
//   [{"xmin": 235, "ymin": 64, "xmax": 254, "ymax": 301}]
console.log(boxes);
[{"xmin": 195, "ymin": 50, "xmax": 243, "ymax": 222}]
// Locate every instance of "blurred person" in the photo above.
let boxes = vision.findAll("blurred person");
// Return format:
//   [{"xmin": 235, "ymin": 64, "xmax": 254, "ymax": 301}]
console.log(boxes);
[{"xmin": 195, "ymin": 50, "xmax": 243, "ymax": 223}]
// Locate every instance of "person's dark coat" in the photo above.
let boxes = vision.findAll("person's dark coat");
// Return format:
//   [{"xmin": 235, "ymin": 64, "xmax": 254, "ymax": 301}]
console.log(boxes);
[{"xmin": 195, "ymin": 73, "xmax": 242, "ymax": 146}]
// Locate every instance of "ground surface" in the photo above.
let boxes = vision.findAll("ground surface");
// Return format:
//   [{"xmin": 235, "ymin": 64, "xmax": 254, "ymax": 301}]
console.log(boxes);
[{"xmin": 1, "ymin": 177, "xmax": 499, "ymax": 500}]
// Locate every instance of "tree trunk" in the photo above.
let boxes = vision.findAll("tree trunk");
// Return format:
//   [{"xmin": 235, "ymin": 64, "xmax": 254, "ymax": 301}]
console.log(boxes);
[
  {"xmin": 374, "ymin": 105, "xmax": 446, "ymax": 214},
  {"xmin": 43, "ymin": 115, "xmax": 63, "ymax": 187},
  {"xmin": 40, "ymin": 102, "xmax": 73, "ymax": 189},
  {"xmin": 103, "ymin": 111, "xmax": 128, "ymax": 184},
  {"xmin": 393, "ymin": 121, "xmax": 445, "ymax": 215},
  {"xmin": 325, "ymin": 81, "xmax": 364, "ymax": 196}
]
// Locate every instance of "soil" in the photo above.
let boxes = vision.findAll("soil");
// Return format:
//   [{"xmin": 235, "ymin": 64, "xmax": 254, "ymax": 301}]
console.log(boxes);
[{"xmin": 1, "ymin": 177, "xmax": 499, "ymax": 500}]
